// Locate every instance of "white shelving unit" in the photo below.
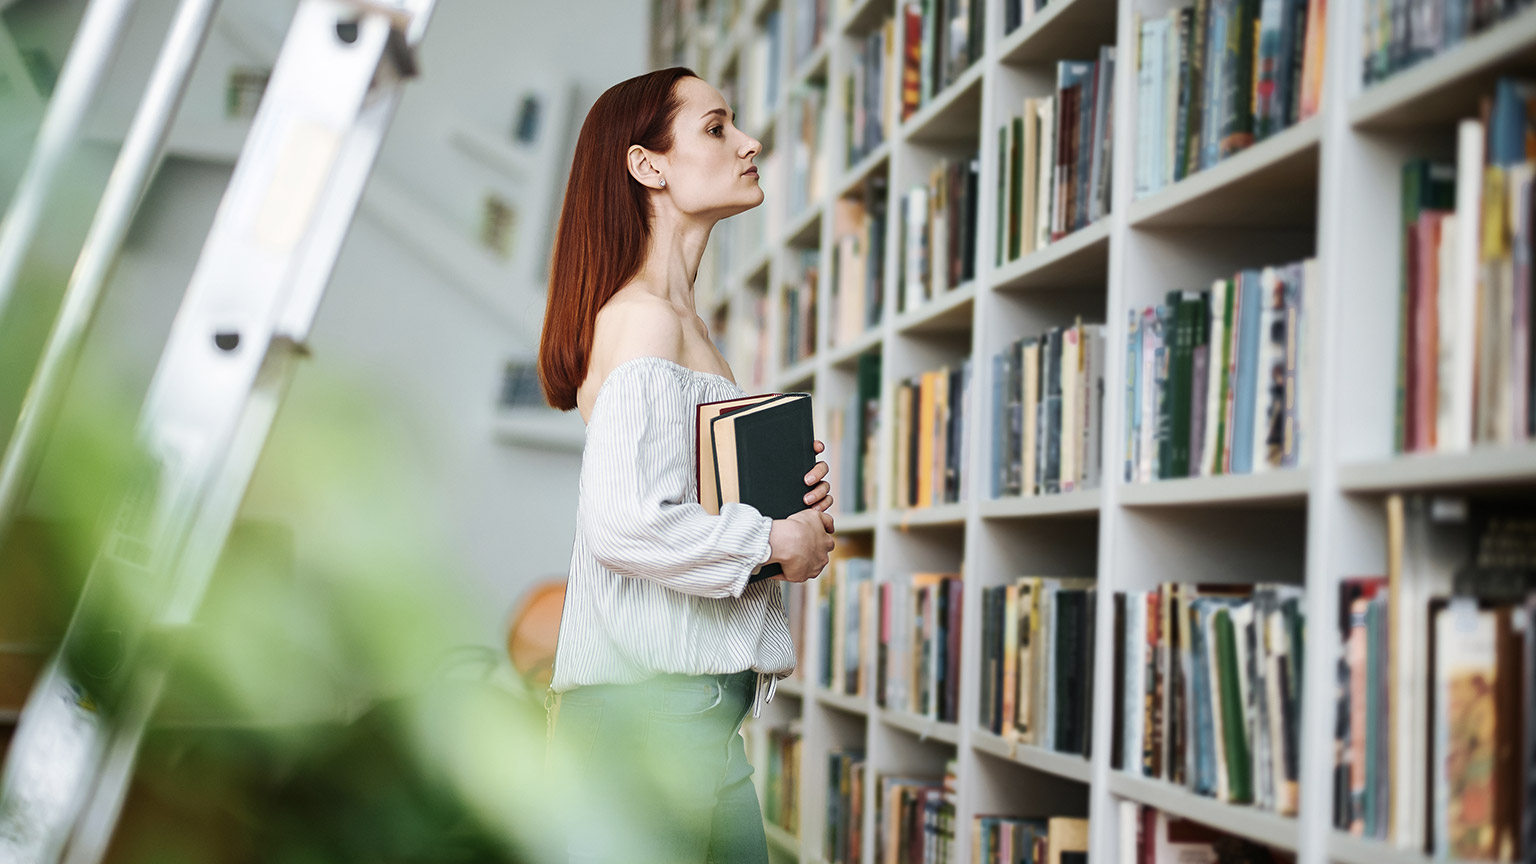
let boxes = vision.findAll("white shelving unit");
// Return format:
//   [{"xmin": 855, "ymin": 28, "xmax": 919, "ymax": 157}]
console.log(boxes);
[{"xmin": 658, "ymin": 0, "xmax": 1536, "ymax": 862}]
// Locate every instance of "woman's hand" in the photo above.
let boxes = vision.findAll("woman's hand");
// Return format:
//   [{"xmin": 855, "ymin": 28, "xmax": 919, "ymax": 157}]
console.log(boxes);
[
  {"xmin": 766, "ymin": 509, "xmax": 835, "ymax": 583},
  {"xmin": 803, "ymin": 439, "xmax": 834, "ymax": 534}
]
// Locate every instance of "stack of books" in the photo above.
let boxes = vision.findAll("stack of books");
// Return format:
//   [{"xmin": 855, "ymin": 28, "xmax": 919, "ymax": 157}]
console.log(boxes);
[
  {"xmin": 974, "ymin": 815, "xmax": 1089, "ymax": 864},
  {"xmin": 1123, "ymin": 262, "xmax": 1314, "ymax": 484},
  {"xmin": 829, "ymin": 353, "xmax": 882, "ymax": 516},
  {"xmin": 1113, "ymin": 583, "xmax": 1306, "ymax": 817},
  {"xmin": 1331, "ymin": 493, "xmax": 1535, "ymax": 860},
  {"xmin": 995, "ymin": 50, "xmax": 1117, "ymax": 263},
  {"xmin": 900, "ymin": 154, "xmax": 981, "ymax": 313},
  {"xmin": 827, "ymin": 748, "xmax": 867, "ymax": 864},
  {"xmin": 900, "ymin": 0, "xmax": 984, "ymax": 122},
  {"xmin": 1134, "ymin": 0, "xmax": 1326, "ymax": 198},
  {"xmin": 818, "ymin": 552, "xmax": 875, "ymax": 696},
  {"xmin": 782, "ymin": 248, "xmax": 819, "ymax": 369},
  {"xmin": 789, "ymin": 81, "xmax": 828, "ymax": 218},
  {"xmin": 793, "ymin": 0, "xmax": 828, "ymax": 66},
  {"xmin": 884, "ymin": 572, "xmax": 964, "ymax": 722},
  {"xmin": 991, "ymin": 321, "xmax": 1107, "ymax": 499},
  {"xmin": 1393, "ymin": 79, "xmax": 1536, "ymax": 454},
  {"xmin": 894, "ymin": 362, "xmax": 973, "ymax": 510},
  {"xmin": 745, "ymin": 8, "xmax": 783, "ymax": 133},
  {"xmin": 763, "ymin": 722, "xmax": 803, "ymax": 837},
  {"xmin": 879, "ymin": 761, "xmax": 958, "ymax": 864},
  {"xmin": 1363, "ymin": 0, "xmax": 1535, "ymax": 84},
  {"xmin": 831, "ymin": 182, "xmax": 889, "ymax": 348},
  {"xmin": 846, "ymin": 18, "xmax": 896, "ymax": 168},
  {"xmin": 978, "ymin": 577, "xmax": 1097, "ymax": 755}
]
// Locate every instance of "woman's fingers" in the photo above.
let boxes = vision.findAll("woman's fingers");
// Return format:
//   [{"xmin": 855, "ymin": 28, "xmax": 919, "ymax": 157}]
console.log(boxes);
[
  {"xmin": 803, "ymin": 481, "xmax": 831, "ymax": 506},
  {"xmin": 803, "ymin": 460, "xmax": 829, "ymax": 486}
]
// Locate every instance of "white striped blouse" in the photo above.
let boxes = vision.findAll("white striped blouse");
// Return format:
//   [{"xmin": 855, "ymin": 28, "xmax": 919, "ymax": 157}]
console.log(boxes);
[{"xmin": 549, "ymin": 355, "xmax": 797, "ymax": 713}]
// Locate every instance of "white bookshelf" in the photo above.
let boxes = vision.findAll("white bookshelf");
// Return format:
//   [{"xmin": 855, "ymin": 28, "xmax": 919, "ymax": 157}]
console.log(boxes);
[{"xmin": 657, "ymin": 0, "xmax": 1536, "ymax": 862}]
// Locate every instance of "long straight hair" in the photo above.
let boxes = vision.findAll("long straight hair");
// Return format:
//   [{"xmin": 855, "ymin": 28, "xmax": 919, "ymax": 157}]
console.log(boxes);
[{"xmin": 537, "ymin": 67, "xmax": 698, "ymax": 411}]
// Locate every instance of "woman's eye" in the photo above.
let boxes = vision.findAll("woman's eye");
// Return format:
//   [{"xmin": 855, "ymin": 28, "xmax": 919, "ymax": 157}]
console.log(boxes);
[{"xmin": 709, "ymin": 125, "xmax": 723, "ymax": 137}]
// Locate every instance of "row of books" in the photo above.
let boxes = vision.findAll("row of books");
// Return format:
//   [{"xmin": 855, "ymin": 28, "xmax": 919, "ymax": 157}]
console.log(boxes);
[
  {"xmin": 828, "ymin": 352, "xmax": 881, "ymax": 516},
  {"xmin": 899, "ymin": 154, "xmax": 981, "ymax": 314},
  {"xmin": 1112, "ymin": 583, "xmax": 1307, "ymax": 817},
  {"xmin": 990, "ymin": 321, "xmax": 1108, "ymax": 499},
  {"xmin": 879, "ymin": 762, "xmax": 958, "ymax": 864},
  {"xmin": 900, "ymin": 0, "xmax": 984, "ymax": 123},
  {"xmin": 995, "ymin": 51, "xmax": 1116, "ymax": 264},
  {"xmin": 793, "ymin": 0, "xmax": 829, "ymax": 67},
  {"xmin": 978, "ymin": 578, "xmax": 1098, "ymax": 755},
  {"xmin": 894, "ymin": 361, "xmax": 973, "ymax": 510},
  {"xmin": 831, "ymin": 180, "xmax": 889, "ymax": 348},
  {"xmin": 782, "ymin": 248, "xmax": 818, "ymax": 368},
  {"xmin": 1330, "ymin": 493, "xmax": 1535, "ymax": 861},
  {"xmin": 871, "ymin": 573, "xmax": 964, "ymax": 722},
  {"xmin": 846, "ymin": 18, "xmax": 896, "ymax": 169},
  {"xmin": 716, "ymin": 288, "xmax": 771, "ymax": 394},
  {"xmin": 828, "ymin": 748, "xmax": 868, "ymax": 864},
  {"xmin": 743, "ymin": 7, "xmax": 783, "ymax": 134},
  {"xmin": 974, "ymin": 814, "xmax": 1088, "ymax": 864},
  {"xmin": 762, "ymin": 723, "xmax": 803, "ymax": 837},
  {"xmin": 788, "ymin": 81, "xmax": 828, "ymax": 218},
  {"xmin": 1364, "ymin": 0, "xmax": 1534, "ymax": 85},
  {"xmin": 819, "ymin": 554, "xmax": 875, "ymax": 696},
  {"xmin": 1394, "ymin": 80, "xmax": 1536, "ymax": 454},
  {"xmin": 1124, "ymin": 260, "xmax": 1313, "ymax": 483},
  {"xmin": 1118, "ymin": 803, "xmax": 1295, "ymax": 862},
  {"xmin": 1134, "ymin": 0, "xmax": 1325, "ymax": 198}
]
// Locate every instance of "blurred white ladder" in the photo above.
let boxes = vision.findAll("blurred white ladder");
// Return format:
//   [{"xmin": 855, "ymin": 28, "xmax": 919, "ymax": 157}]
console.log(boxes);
[{"xmin": 0, "ymin": 0, "xmax": 436, "ymax": 861}]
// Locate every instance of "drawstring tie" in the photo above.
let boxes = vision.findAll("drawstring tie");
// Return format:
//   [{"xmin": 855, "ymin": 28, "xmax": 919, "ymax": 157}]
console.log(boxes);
[{"xmin": 750, "ymin": 672, "xmax": 777, "ymax": 718}]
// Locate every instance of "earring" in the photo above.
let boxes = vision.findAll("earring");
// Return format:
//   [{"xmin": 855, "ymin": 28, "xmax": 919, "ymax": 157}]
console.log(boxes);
[{"xmin": 659, "ymin": 178, "xmax": 666, "ymax": 188}]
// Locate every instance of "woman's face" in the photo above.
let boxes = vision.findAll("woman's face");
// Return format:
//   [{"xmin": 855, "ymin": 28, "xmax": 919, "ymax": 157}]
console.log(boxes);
[{"xmin": 653, "ymin": 77, "xmax": 763, "ymax": 220}]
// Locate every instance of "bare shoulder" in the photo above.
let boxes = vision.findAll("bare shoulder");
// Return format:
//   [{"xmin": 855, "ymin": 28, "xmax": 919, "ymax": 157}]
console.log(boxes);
[{"xmin": 580, "ymin": 287, "xmax": 686, "ymax": 413}]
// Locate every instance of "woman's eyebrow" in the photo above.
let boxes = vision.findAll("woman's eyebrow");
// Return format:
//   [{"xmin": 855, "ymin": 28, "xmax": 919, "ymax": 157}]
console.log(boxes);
[{"xmin": 701, "ymin": 108, "xmax": 728, "ymax": 120}]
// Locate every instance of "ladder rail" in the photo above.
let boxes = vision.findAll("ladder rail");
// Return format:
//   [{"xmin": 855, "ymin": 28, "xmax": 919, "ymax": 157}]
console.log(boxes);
[
  {"xmin": 0, "ymin": 0, "xmax": 225, "ymax": 565},
  {"xmin": 0, "ymin": 0, "xmax": 140, "ymax": 326},
  {"xmin": 0, "ymin": 1, "xmax": 436, "ymax": 861}
]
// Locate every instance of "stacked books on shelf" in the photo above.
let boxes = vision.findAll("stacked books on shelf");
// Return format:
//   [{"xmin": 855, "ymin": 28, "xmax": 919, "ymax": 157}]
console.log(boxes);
[
  {"xmin": 829, "ymin": 353, "xmax": 882, "ymax": 515},
  {"xmin": 846, "ymin": 19, "xmax": 896, "ymax": 168},
  {"xmin": 831, "ymin": 181, "xmax": 889, "ymax": 347},
  {"xmin": 996, "ymin": 50, "xmax": 1117, "ymax": 264},
  {"xmin": 1112, "ymin": 583, "xmax": 1306, "ymax": 817},
  {"xmin": 895, "ymin": 361, "xmax": 973, "ymax": 509},
  {"xmin": 828, "ymin": 748, "xmax": 867, "ymax": 864},
  {"xmin": 1124, "ymin": 262, "xmax": 1314, "ymax": 483},
  {"xmin": 978, "ymin": 577, "xmax": 1098, "ymax": 755},
  {"xmin": 991, "ymin": 321, "xmax": 1107, "ymax": 499},
  {"xmin": 789, "ymin": 81, "xmax": 828, "ymax": 218},
  {"xmin": 783, "ymin": 248, "xmax": 819, "ymax": 368},
  {"xmin": 1394, "ymin": 80, "xmax": 1536, "ymax": 453},
  {"xmin": 1133, "ymin": 0, "xmax": 1325, "ymax": 198},
  {"xmin": 746, "ymin": 6, "xmax": 783, "ymax": 133},
  {"xmin": 1118, "ymin": 803, "xmax": 1295, "ymax": 862},
  {"xmin": 819, "ymin": 553, "xmax": 875, "ymax": 695},
  {"xmin": 879, "ymin": 761, "xmax": 958, "ymax": 864},
  {"xmin": 974, "ymin": 814, "xmax": 1089, "ymax": 864},
  {"xmin": 900, "ymin": 0, "xmax": 985, "ymax": 121},
  {"xmin": 1363, "ymin": 0, "xmax": 1536, "ymax": 85},
  {"xmin": 793, "ymin": 0, "xmax": 829, "ymax": 66},
  {"xmin": 763, "ymin": 722, "xmax": 803, "ymax": 838},
  {"xmin": 900, "ymin": 152, "xmax": 981, "ymax": 313},
  {"xmin": 722, "ymin": 288, "xmax": 771, "ymax": 393},
  {"xmin": 891, "ymin": 573, "xmax": 964, "ymax": 722},
  {"xmin": 1331, "ymin": 493, "xmax": 1535, "ymax": 861}
]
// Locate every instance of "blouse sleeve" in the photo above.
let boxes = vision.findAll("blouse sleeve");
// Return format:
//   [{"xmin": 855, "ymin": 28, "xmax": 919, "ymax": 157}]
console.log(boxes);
[{"xmin": 577, "ymin": 358, "xmax": 774, "ymax": 599}]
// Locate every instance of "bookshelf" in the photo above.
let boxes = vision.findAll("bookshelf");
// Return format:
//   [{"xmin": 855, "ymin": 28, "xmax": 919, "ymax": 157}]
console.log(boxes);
[{"xmin": 654, "ymin": 0, "xmax": 1536, "ymax": 862}]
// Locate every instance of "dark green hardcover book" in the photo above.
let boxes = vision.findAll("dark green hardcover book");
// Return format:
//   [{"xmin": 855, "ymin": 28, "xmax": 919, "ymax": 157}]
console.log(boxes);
[
  {"xmin": 711, "ymin": 393, "xmax": 816, "ymax": 580},
  {"xmin": 1185, "ymin": 0, "xmax": 1212, "ymax": 177},
  {"xmin": 1217, "ymin": 0, "xmax": 1257, "ymax": 158},
  {"xmin": 855, "ymin": 352, "xmax": 882, "ymax": 512},
  {"xmin": 1215, "ymin": 606, "xmax": 1253, "ymax": 803},
  {"xmin": 1173, "ymin": 6, "xmax": 1196, "ymax": 183},
  {"xmin": 1010, "ymin": 116, "xmax": 1025, "ymax": 260}
]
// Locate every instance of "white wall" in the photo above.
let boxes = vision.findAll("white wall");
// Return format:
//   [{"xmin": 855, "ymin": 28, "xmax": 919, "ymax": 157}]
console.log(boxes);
[{"xmin": 5, "ymin": 0, "xmax": 649, "ymax": 651}]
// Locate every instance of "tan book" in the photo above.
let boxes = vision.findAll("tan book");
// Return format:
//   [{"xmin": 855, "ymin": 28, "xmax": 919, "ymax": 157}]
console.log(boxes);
[
  {"xmin": 1045, "ymin": 816, "xmax": 1089, "ymax": 864},
  {"xmin": 696, "ymin": 393, "xmax": 780, "ymax": 514}
]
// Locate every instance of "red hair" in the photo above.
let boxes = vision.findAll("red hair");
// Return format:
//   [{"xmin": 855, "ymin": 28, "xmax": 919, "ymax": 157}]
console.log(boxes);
[{"xmin": 538, "ymin": 67, "xmax": 699, "ymax": 410}]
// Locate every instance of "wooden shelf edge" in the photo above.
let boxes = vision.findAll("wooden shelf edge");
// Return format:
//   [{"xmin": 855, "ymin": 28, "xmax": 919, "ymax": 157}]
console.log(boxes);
[
  {"xmin": 1117, "ymin": 470, "xmax": 1309, "ymax": 507},
  {"xmin": 978, "ymin": 489, "xmax": 1102, "ymax": 518},
  {"xmin": 1107, "ymin": 772, "xmax": 1299, "ymax": 851},
  {"xmin": 878, "ymin": 708, "xmax": 960, "ymax": 744},
  {"xmin": 1126, "ymin": 117, "xmax": 1322, "ymax": 227},
  {"xmin": 971, "ymin": 730, "xmax": 1093, "ymax": 782},
  {"xmin": 1337, "ymin": 444, "xmax": 1536, "ymax": 492}
]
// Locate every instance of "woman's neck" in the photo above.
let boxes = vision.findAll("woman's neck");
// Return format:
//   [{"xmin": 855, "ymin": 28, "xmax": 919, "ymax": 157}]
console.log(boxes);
[{"xmin": 634, "ymin": 212, "xmax": 716, "ymax": 312}]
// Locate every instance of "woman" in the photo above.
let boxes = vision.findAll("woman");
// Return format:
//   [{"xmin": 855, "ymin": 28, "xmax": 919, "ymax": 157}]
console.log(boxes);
[{"xmin": 537, "ymin": 67, "xmax": 836, "ymax": 864}]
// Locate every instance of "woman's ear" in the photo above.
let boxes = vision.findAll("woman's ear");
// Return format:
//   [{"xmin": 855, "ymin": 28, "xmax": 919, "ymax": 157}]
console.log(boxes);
[{"xmin": 627, "ymin": 145, "xmax": 666, "ymax": 191}]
